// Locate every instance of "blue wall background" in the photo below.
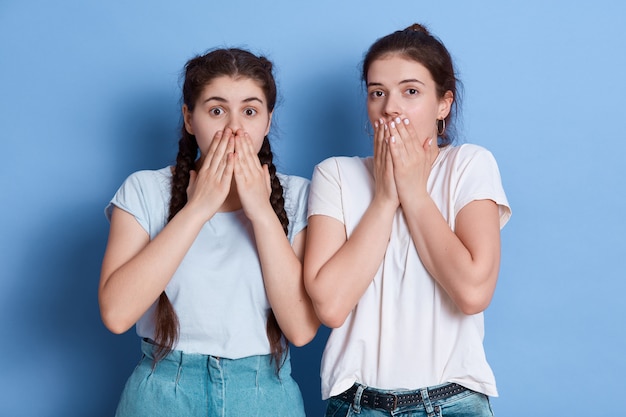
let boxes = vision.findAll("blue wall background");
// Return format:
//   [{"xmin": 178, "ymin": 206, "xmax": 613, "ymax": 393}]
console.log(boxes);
[{"xmin": 1, "ymin": 1, "xmax": 625, "ymax": 416}]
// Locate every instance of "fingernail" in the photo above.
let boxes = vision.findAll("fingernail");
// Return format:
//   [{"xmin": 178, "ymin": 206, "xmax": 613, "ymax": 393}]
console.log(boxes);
[
  {"xmin": 395, "ymin": 117, "xmax": 401, "ymax": 124},
  {"xmin": 403, "ymin": 118, "xmax": 410, "ymax": 125},
  {"xmin": 374, "ymin": 121, "xmax": 379, "ymax": 129},
  {"xmin": 428, "ymin": 139, "xmax": 433, "ymax": 145},
  {"xmin": 390, "ymin": 136, "xmax": 396, "ymax": 143},
  {"xmin": 390, "ymin": 121, "xmax": 395, "ymax": 129}
]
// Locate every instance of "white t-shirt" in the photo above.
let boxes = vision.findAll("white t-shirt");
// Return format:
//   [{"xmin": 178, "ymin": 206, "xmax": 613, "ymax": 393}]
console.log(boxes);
[
  {"xmin": 308, "ymin": 144, "xmax": 511, "ymax": 399},
  {"xmin": 106, "ymin": 167, "xmax": 309, "ymax": 359}
]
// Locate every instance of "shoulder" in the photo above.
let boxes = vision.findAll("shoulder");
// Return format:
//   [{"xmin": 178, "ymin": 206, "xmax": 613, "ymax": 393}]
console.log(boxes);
[
  {"xmin": 445, "ymin": 143, "xmax": 493, "ymax": 159},
  {"xmin": 120, "ymin": 167, "xmax": 172, "ymax": 190},
  {"xmin": 438, "ymin": 143, "xmax": 499, "ymax": 170},
  {"xmin": 126, "ymin": 166, "xmax": 172, "ymax": 183},
  {"xmin": 315, "ymin": 155, "xmax": 370, "ymax": 170},
  {"xmin": 106, "ymin": 166, "xmax": 172, "ymax": 224},
  {"xmin": 313, "ymin": 156, "xmax": 372, "ymax": 181},
  {"xmin": 276, "ymin": 172, "xmax": 310, "ymax": 211},
  {"xmin": 276, "ymin": 172, "xmax": 310, "ymax": 191},
  {"xmin": 113, "ymin": 167, "xmax": 173, "ymax": 208}
]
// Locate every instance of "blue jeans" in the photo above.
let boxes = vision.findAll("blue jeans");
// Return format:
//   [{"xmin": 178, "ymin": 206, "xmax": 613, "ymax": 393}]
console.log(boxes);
[
  {"xmin": 325, "ymin": 383, "xmax": 494, "ymax": 417},
  {"xmin": 115, "ymin": 339, "xmax": 305, "ymax": 417}
]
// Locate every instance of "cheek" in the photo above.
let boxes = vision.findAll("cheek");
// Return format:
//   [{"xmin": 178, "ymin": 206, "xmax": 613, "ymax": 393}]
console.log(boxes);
[
  {"xmin": 193, "ymin": 125, "xmax": 221, "ymax": 153},
  {"xmin": 366, "ymin": 101, "xmax": 382, "ymax": 121}
]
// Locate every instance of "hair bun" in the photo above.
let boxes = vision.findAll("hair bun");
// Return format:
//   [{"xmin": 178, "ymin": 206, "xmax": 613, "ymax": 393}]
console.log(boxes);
[
  {"xmin": 259, "ymin": 56, "xmax": 273, "ymax": 72},
  {"xmin": 404, "ymin": 23, "xmax": 430, "ymax": 35}
]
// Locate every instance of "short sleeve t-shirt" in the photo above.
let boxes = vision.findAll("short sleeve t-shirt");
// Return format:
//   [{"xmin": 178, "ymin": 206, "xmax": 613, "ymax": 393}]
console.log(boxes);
[
  {"xmin": 308, "ymin": 144, "xmax": 511, "ymax": 399},
  {"xmin": 106, "ymin": 167, "xmax": 310, "ymax": 358}
]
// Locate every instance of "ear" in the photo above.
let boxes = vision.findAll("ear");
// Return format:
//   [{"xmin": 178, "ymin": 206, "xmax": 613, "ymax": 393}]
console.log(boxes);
[
  {"xmin": 437, "ymin": 90, "xmax": 454, "ymax": 120},
  {"xmin": 182, "ymin": 104, "xmax": 194, "ymax": 135},
  {"xmin": 264, "ymin": 111, "xmax": 274, "ymax": 137}
]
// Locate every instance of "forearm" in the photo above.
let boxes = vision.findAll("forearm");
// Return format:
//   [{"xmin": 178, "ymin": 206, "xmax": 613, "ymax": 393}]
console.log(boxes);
[
  {"xmin": 250, "ymin": 207, "xmax": 319, "ymax": 346},
  {"xmin": 401, "ymin": 196, "xmax": 501, "ymax": 314},
  {"xmin": 305, "ymin": 199, "xmax": 397, "ymax": 328}
]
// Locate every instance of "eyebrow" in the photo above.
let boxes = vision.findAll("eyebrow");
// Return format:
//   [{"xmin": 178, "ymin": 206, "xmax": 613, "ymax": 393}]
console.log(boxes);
[
  {"xmin": 202, "ymin": 96, "xmax": 264, "ymax": 105},
  {"xmin": 367, "ymin": 79, "xmax": 426, "ymax": 88}
]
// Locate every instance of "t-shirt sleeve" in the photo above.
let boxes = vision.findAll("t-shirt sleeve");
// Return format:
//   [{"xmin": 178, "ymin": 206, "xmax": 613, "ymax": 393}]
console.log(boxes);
[
  {"xmin": 279, "ymin": 174, "xmax": 311, "ymax": 244},
  {"xmin": 308, "ymin": 157, "xmax": 344, "ymax": 223},
  {"xmin": 454, "ymin": 147, "xmax": 511, "ymax": 229},
  {"xmin": 104, "ymin": 170, "xmax": 165, "ymax": 235}
]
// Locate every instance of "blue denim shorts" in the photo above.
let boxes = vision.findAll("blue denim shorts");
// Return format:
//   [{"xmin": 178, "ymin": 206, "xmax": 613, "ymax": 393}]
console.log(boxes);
[
  {"xmin": 114, "ymin": 339, "xmax": 305, "ymax": 417},
  {"xmin": 325, "ymin": 382, "xmax": 494, "ymax": 417}
]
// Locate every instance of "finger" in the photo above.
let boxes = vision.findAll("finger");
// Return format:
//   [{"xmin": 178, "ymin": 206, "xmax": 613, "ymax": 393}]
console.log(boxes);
[
  {"xmin": 374, "ymin": 119, "xmax": 384, "ymax": 161},
  {"xmin": 235, "ymin": 133, "xmax": 261, "ymax": 184},
  {"xmin": 390, "ymin": 116, "xmax": 414, "ymax": 149},
  {"xmin": 202, "ymin": 128, "xmax": 231, "ymax": 173},
  {"xmin": 188, "ymin": 169, "xmax": 197, "ymax": 188},
  {"xmin": 240, "ymin": 132, "xmax": 263, "ymax": 174},
  {"xmin": 233, "ymin": 132, "xmax": 249, "ymax": 179},
  {"xmin": 214, "ymin": 150, "xmax": 234, "ymax": 183},
  {"xmin": 387, "ymin": 118, "xmax": 408, "ymax": 163},
  {"xmin": 396, "ymin": 117, "xmax": 420, "ymax": 154},
  {"xmin": 422, "ymin": 135, "xmax": 437, "ymax": 165}
]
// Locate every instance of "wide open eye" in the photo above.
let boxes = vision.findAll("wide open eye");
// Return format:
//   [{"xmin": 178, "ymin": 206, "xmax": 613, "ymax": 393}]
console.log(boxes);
[
  {"xmin": 244, "ymin": 108, "xmax": 257, "ymax": 117},
  {"xmin": 209, "ymin": 107, "xmax": 224, "ymax": 116}
]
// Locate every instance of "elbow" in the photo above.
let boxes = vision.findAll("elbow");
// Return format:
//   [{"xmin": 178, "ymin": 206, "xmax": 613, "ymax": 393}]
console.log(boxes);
[
  {"xmin": 315, "ymin": 305, "xmax": 350, "ymax": 329},
  {"xmin": 289, "ymin": 329, "xmax": 317, "ymax": 347},
  {"xmin": 457, "ymin": 299, "xmax": 490, "ymax": 316},
  {"xmin": 452, "ymin": 268, "xmax": 498, "ymax": 315},
  {"xmin": 304, "ymin": 281, "xmax": 349, "ymax": 329},
  {"xmin": 99, "ymin": 304, "xmax": 135, "ymax": 335},
  {"xmin": 455, "ymin": 287, "xmax": 495, "ymax": 316},
  {"xmin": 284, "ymin": 322, "xmax": 320, "ymax": 347}
]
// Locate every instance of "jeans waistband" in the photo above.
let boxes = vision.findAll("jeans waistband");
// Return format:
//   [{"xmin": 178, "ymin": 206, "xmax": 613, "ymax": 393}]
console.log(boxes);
[{"xmin": 334, "ymin": 382, "xmax": 470, "ymax": 411}]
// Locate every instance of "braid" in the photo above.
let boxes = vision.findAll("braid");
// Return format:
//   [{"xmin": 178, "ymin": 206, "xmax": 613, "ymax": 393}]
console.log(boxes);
[
  {"xmin": 152, "ymin": 129, "xmax": 198, "ymax": 363},
  {"xmin": 168, "ymin": 130, "xmax": 198, "ymax": 221},
  {"xmin": 258, "ymin": 137, "xmax": 289, "ymax": 234},
  {"xmin": 258, "ymin": 136, "xmax": 289, "ymax": 368}
]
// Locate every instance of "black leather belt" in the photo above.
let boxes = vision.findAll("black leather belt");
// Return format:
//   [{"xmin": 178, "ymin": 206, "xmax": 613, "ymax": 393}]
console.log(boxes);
[{"xmin": 335, "ymin": 383, "xmax": 470, "ymax": 411}]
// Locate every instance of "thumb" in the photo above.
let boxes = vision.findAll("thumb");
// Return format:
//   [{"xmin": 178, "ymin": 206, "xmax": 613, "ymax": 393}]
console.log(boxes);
[
  {"xmin": 187, "ymin": 170, "xmax": 197, "ymax": 193},
  {"xmin": 262, "ymin": 164, "xmax": 271, "ymax": 195}
]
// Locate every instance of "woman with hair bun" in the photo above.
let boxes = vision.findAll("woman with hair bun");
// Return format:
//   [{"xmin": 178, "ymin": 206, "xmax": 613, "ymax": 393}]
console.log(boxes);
[
  {"xmin": 304, "ymin": 24, "xmax": 511, "ymax": 416},
  {"xmin": 99, "ymin": 47, "xmax": 319, "ymax": 416}
]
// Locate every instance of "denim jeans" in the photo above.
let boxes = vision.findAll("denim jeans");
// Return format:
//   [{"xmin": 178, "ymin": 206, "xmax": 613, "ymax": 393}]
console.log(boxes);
[
  {"xmin": 115, "ymin": 339, "xmax": 305, "ymax": 417},
  {"xmin": 325, "ymin": 383, "xmax": 494, "ymax": 417}
]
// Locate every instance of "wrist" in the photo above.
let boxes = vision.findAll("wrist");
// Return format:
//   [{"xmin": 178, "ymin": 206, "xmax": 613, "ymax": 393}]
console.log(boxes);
[{"xmin": 371, "ymin": 195, "xmax": 399, "ymax": 217}]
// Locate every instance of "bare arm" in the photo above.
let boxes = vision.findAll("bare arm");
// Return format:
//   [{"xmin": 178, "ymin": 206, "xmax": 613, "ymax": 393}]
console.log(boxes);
[
  {"xmin": 251, "ymin": 218, "xmax": 319, "ymax": 346},
  {"xmin": 387, "ymin": 117, "xmax": 502, "ymax": 314},
  {"xmin": 99, "ymin": 130, "xmax": 234, "ymax": 333},
  {"xmin": 233, "ymin": 132, "xmax": 319, "ymax": 345},
  {"xmin": 402, "ymin": 197, "xmax": 502, "ymax": 315},
  {"xmin": 99, "ymin": 204, "xmax": 212, "ymax": 334},
  {"xmin": 303, "ymin": 120, "xmax": 398, "ymax": 328}
]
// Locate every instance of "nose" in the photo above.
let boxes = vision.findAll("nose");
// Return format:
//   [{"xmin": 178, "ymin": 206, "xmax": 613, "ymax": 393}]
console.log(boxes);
[
  {"xmin": 383, "ymin": 94, "xmax": 401, "ymax": 120},
  {"xmin": 225, "ymin": 113, "xmax": 242, "ymax": 132}
]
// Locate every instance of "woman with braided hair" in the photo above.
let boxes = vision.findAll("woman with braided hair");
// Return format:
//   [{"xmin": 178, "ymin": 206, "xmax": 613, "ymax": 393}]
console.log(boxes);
[
  {"xmin": 304, "ymin": 24, "xmax": 511, "ymax": 416},
  {"xmin": 99, "ymin": 48, "xmax": 318, "ymax": 416}
]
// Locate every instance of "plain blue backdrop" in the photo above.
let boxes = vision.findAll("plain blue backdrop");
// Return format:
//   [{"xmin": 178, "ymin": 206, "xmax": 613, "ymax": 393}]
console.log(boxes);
[{"xmin": 1, "ymin": 1, "xmax": 625, "ymax": 416}]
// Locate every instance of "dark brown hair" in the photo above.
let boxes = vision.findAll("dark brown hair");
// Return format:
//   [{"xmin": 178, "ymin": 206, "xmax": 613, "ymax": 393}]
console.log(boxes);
[
  {"xmin": 362, "ymin": 23, "xmax": 461, "ymax": 146},
  {"xmin": 153, "ymin": 48, "xmax": 289, "ymax": 368}
]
